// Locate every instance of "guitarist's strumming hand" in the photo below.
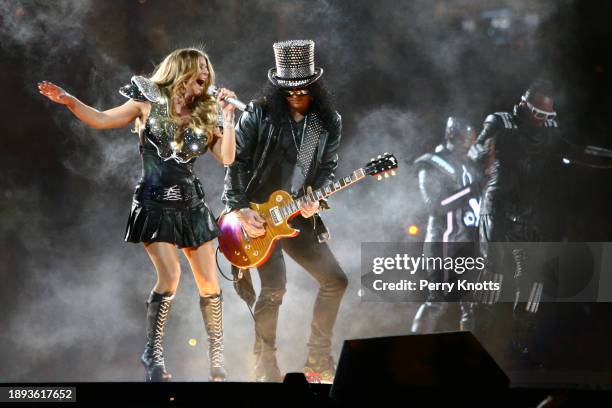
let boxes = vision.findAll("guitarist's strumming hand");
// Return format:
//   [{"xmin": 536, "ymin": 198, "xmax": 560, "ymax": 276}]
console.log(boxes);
[
  {"xmin": 235, "ymin": 208, "xmax": 266, "ymax": 238},
  {"xmin": 300, "ymin": 186, "xmax": 320, "ymax": 219}
]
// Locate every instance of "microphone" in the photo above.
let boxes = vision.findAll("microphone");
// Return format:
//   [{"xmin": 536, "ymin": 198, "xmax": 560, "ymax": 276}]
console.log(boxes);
[{"xmin": 207, "ymin": 85, "xmax": 253, "ymax": 113}]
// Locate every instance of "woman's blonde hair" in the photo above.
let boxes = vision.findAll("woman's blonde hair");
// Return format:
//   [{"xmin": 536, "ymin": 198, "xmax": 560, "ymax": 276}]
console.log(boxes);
[{"xmin": 149, "ymin": 47, "xmax": 218, "ymax": 149}]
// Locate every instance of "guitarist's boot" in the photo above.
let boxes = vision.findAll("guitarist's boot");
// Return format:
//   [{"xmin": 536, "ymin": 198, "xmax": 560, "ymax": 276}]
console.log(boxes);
[
  {"xmin": 200, "ymin": 293, "xmax": 227, "ymax": 382},
  {"xmin": 253, "ymin": 288, "xmax": 284, "ymax": 382},
  {"xmin": 254, "ymin": 345, "xmax": 282, "ymax": 382},
  {"xmin": 302, "ymin": 352, "xmax": 336, "ymax": 384},
  {"xmin": 141, "ymin": 291, "xmax": 174, "ymax": 382}
]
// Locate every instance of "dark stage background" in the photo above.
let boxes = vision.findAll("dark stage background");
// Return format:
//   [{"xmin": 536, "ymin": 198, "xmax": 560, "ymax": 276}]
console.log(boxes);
[{"xmin": 1, "ymin": 0, "xmax": 611, "ymax": 382}]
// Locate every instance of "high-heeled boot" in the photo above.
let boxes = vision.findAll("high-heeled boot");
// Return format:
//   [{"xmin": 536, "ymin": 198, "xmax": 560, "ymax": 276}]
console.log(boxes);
[
  {"xmin": 199, "ymin": 293, "xmax": 227, "ymax": 382},
  {"xmin": 141, "ymin": 291, "xmax": 174, "ymax": 382}
]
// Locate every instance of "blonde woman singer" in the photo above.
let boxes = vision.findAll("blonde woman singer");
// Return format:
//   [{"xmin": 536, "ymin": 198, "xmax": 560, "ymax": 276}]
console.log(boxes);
[{"xmin": 38, "ymin": 48, "xmax": 237, "ymax": 382}]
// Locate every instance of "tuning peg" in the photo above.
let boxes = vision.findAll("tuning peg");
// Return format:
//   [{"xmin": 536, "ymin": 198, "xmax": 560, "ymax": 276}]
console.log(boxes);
[
  {"xmin": 377, "ymin": 175, "xmax": 382, "ymax": 181},
  {"xmin": 391, "ymin": 170, "xmax": 396, "ymax": 176},
  {"xmin": 384, "ymin": 172, "xmax": 389, "ymax": 178}
]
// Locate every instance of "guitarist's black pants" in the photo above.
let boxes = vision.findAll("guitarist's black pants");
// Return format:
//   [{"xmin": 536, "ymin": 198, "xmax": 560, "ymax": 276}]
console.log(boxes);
[{"xmin": 254, "ymin": 216, "xmax": 348, "ymax": 357}]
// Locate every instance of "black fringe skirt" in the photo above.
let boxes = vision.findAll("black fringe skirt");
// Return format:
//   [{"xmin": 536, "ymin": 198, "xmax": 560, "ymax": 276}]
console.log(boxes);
[{"xmin": 124, "ymin": 183, "xmax": 220, "ymax": 248}]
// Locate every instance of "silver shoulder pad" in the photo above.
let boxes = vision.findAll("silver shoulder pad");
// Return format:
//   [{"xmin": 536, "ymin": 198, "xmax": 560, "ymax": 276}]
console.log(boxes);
[{"xmin": 131, "ymin": 76, "xmax": 162, "ymax": 103}]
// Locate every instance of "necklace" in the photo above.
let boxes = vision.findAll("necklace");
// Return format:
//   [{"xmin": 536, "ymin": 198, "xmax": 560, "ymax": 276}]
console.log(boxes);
[{"xmin": 289, "ymin": 114, "xmax": 308, "ymax": 151}]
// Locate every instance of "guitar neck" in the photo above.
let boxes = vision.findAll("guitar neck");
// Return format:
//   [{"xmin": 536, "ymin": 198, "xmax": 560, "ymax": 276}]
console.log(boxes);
[{"xmin": 279, "ymin": 168, "xmax": 367, "ymax": 218}]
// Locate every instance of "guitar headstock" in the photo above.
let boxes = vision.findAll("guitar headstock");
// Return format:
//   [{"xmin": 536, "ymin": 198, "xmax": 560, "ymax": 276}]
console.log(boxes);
[{"xmin": 364, "ymin": 152, "xmax": 398, "ymax": 180}]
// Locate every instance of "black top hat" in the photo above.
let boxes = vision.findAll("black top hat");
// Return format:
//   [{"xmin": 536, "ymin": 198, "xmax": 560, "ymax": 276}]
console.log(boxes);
[{"xmin": 268, "ymin": 40, "xmax": 324, "ymax": 88}]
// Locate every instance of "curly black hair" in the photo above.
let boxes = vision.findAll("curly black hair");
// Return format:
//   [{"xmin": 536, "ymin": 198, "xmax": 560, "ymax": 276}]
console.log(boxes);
[{"xmin": 257, "ymin": 80, "xmax": 338, "ymax": 130}]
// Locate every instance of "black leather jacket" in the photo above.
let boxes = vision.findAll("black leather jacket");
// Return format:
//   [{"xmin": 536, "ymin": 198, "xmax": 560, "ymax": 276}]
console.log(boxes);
[
  {"xmin": 223, "ymin": 100, "xmax": 342, "ymax": 212},
  {"xmin": 469, "ymin": 107, "xmax": 612, "ymax": 225},
  {"xmin": 468, "ymin": 109, "xmax": 565, "ymax": 223}
]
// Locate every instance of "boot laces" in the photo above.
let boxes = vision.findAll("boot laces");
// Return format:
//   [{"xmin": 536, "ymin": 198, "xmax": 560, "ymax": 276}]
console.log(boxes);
[
  {"xmin": 205, "ymin": 296, "xmax": 224, "ymax": 368},
  {"xmin": 151, "ymin": 297, "xmax": 172, "ymax": 366}
]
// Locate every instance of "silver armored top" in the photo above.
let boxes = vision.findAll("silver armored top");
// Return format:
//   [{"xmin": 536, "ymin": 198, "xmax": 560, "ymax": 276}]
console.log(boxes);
[{"xmin": 120, "ymin": 76, "xmax": 216, "ymax": 163}]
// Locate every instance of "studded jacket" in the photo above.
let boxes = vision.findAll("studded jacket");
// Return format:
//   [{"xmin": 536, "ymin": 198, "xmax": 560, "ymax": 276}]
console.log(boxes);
[{"xmin": 222, "ymin": 100, "xmax": 342, "ymax": 213}]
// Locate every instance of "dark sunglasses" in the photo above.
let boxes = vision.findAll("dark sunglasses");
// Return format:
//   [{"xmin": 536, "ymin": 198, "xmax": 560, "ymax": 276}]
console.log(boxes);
[{"xmin": 284, "ymin": 89, "xmax": 310, "ymax": 97}]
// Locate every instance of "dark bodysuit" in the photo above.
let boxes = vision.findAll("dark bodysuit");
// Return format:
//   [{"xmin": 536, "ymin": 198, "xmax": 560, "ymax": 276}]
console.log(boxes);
[
  {"xmin": 469, "ymin": 109, "xmax": 566, "ymax": 292},
  {"xmin": 469, "ymin": 106, "xmax": 612, "ymax": 355},
  {"xmin": 468, "ymin": 108, "xmax": 567, "ymax": 349},
  {"xmin": 121, "ymin": 76, "xmax": 220, "ymax": 248},
  {"xmin": 411, "ymin": 144, "xmax": 482, "ymax": 333}
]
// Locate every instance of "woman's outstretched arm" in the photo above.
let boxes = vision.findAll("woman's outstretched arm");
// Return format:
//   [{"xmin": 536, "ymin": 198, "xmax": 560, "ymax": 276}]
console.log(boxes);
[{"xmin": 38, "ymin": 81, "xmax": 147, "ymax": 130}]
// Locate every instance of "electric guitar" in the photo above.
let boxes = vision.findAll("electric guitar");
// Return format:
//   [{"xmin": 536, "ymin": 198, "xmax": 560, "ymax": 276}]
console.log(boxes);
[{"xmin": 217, "ymin": 153, "xmax": 398, "ymax": 269}]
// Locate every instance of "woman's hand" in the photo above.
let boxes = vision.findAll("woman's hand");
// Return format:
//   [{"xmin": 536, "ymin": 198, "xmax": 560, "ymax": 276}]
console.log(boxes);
[
  {"xmin": 300, "ymin": 186, "xmax": 320, "ymax": 218},
  {"xmin": 38, "ymin": 81, "xmax": 73, "ymax": 106},
  {"xmin": 216, "ymin": 87, "xmax": 237, "ymax": 113}
]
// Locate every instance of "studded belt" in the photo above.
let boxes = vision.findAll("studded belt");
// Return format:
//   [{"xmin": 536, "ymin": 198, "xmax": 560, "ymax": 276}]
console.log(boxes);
[{"xmin": 136, "ymin": 180, "xmax": 204, "ymax": 203}]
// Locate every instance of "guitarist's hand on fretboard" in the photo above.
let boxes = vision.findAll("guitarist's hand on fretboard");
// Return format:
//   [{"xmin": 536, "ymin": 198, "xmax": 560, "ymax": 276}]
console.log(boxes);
[
  {"xmin": 235, "ymin": 208, "xmax": 266, "ymax": 238},
  {"xmin": 300, "ymin": 186, "xmax": 320, "ymax": 218}
]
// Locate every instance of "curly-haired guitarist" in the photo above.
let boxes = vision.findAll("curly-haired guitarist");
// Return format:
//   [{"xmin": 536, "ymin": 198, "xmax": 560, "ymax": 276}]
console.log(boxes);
[{"xmin": 222, "ymin": 40, "xmax": 347, "ymax": 383}]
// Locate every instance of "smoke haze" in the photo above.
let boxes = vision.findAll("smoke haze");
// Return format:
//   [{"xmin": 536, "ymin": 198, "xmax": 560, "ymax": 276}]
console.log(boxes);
[{"xmin": 1, "ymin": 0, "xmax": 611, "ymax": 381}]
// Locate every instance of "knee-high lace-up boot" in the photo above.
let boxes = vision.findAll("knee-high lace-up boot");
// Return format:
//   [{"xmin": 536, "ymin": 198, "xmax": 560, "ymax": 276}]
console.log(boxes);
[
  {"xmin": 141, "ymin": 291, "xmax": 174, "ymax": 382},
  {"xmin": 200, "ymin": 293, "xmax": 227, "ymax": 382}
]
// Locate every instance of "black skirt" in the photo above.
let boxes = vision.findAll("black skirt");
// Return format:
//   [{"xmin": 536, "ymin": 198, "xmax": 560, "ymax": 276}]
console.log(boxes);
[{"xmin": 124, "ymin": 183, "xmax": 220, "ymax": 248}]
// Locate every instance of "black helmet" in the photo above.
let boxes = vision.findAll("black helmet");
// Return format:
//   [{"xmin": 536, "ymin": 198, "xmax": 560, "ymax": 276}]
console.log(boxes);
[{"xmin": 445, "ymin": 116, "xmax": 474, "ymax": 146}]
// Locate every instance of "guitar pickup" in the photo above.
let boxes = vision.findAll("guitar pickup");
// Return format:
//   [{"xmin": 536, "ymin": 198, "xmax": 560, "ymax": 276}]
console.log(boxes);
[{"xmin": 269, "ymin": 207, "xmax": 283, "ymax": 226}]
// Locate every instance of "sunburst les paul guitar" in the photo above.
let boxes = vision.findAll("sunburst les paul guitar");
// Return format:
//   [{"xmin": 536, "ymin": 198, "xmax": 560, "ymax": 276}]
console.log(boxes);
[{"xmin": 217, "ymin": 153, "xmax": 398, "ymax": 269}]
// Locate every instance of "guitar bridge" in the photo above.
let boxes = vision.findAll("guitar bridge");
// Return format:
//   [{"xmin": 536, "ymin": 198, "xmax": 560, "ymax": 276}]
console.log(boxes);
[{"xmin": 269, "ymin": 207, "xmax": 283, "ymax": 226}]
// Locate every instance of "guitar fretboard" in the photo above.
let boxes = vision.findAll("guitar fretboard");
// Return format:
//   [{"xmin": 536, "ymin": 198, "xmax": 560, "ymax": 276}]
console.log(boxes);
[{"xmin": 278, "ymin": 168, "xmax": 367, "ymax": 219}]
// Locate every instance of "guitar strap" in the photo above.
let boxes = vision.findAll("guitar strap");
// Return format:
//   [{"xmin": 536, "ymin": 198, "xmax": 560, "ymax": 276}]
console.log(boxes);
[{"xmin": 290, "ymin": 112, "xmax": 323, "ymax": 196}]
